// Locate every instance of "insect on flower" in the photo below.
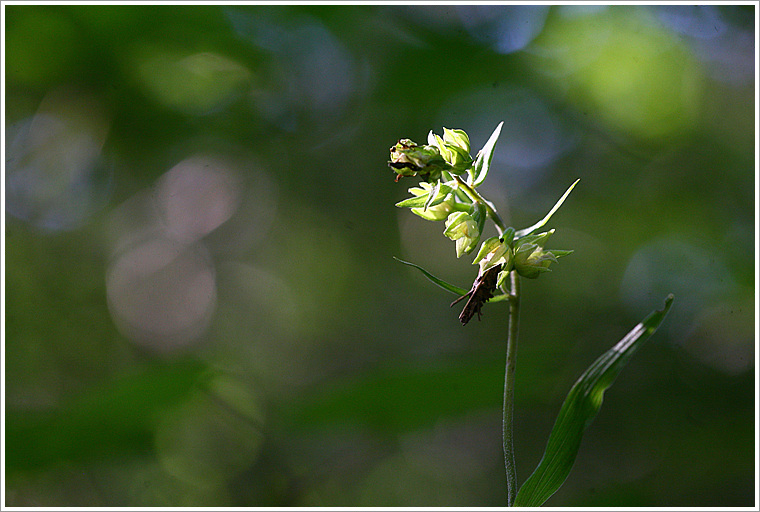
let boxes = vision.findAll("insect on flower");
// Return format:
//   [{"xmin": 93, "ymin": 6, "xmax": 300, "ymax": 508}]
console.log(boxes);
[{"xmin": 450, "ymin": 263, "xmax": 503, "ymax": 325}]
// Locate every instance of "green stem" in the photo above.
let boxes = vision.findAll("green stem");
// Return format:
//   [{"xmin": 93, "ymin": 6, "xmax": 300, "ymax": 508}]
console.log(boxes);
[
  {"xmin": 453, "ymin": 175, "xmax": 506, "ymax": 235},
  {"xmin": 504, "ymin": 270, "xmax": 520, "ymax": 506}
]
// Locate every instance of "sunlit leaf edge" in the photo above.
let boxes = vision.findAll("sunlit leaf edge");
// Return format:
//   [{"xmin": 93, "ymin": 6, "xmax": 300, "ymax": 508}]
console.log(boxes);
[
  {"xmin": 514, "ymin": 179, "xmax": 580, "ymax": 240},
  {"xmin": 513, "ymin": 294, "xmax": 674, "ymax": 507},
  {"xmin": 471, "ymin": 121, "xmax": 504, "ymax": 187}
]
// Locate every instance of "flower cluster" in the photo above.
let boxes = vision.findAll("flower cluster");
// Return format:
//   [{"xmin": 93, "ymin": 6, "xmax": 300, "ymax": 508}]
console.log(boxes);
[
  {"xmin": 389, "ymin": 128, "xmax": 472, "ymax": 183},
  {"xmin": 391, "ymin": 125, "xmax": 574, "ymax": 287},
  {"xmin": 473, "ymin": 228, "xmax": 573, "ymax": 288}
]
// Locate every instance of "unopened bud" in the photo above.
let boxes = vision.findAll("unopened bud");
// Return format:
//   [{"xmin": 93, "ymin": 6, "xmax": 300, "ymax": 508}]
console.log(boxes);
[
  {"xmin": 512, "ymin": 230, "xmax": 572, "ymax": 278},
  {"xmin": 444, "ymin": 212, "xmax": 481, "ymax": 258},
  {"xmin": 389, "ymin": 139, "xmax": 448, "ymax": 182}
]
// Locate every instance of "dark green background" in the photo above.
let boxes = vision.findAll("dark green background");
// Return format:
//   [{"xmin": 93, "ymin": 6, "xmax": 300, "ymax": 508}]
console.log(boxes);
[{"xmin": 4, "ymin": 4, "xmax": 756, "ymax": 507}]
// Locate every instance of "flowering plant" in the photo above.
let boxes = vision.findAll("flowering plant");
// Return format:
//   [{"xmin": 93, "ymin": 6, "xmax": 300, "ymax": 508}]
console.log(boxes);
[{"xmin": 390, "ymin": 123, "xmax": 673, "ymax": 506}]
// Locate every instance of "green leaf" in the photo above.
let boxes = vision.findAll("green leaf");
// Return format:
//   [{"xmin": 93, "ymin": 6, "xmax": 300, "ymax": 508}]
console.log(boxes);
[
  {"xmin": 513, "ymin": 294, "xmax": 675, "ymax": 507},
  {"xmin": 393, "ymin": 256, "xmax": 468, "ymax": 296},
  {"xmin": 470, "ymin": 121, "xmax": 503, "ymax": 187},
  {"xmin": 392, "ymin": 257, "xmax": 508, "ymax": 303},
  {"xmin": 515, "ymin": 179, "xmax": 580, "ymax": 239}
]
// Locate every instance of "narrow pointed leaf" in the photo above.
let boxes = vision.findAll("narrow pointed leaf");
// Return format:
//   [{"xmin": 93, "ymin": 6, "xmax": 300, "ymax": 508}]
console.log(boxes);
[
  {"xmin": 515, "ymin": 179, "xmax": 580, "ymax": 239},
  {"xmin": 471, "ymin": 122, "xmax": 504, "ymax": 187},
  {"xmin": 550, "ymin": 249, "xmax": 574, "ymax": 258},
  {"xmin": 393, "ymin": 257, "xmax": 468, "ymax": 296},
  {"xmin": 513, "ymin": 294, "xmax": 674, "ymax": 507},
  {"xmin": 394, "ymin": 257, "xmax": 509, "ymax": 304}
]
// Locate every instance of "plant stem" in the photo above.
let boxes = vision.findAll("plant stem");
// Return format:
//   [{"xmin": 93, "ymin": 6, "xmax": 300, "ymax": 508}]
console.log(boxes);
[
  {"xmin": 454, "ymin": 173, "xmax": 517, "ymax": 504},
  {"xmin": 503, "ymin": 270, "xmax": 520, "ymax": 506},
  {"xmin": 453, "ymin": 175, "xmax": 506, "ymax": 235}
]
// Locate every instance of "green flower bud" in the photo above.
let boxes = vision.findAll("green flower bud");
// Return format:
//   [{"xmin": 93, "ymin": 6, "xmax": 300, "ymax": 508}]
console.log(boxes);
[
  {"xmin": 412, "ymin": 202, "xmax": 454, "ymax": 221},
  {"xmin": 428, "ymin": 129, "xmax": 473, "ymax": 174},
  {"xmin": 442, "ymin": 127, "xmax": 470, "ymax": 154},
  {"xmin": 400, "ymin": 182, "xmax": 456, "ymax": 220},
  {"xmin": 501, "ymin": 227, "xmax": 516, "ymax": 247},
  {"xmin": 442, "ymin": 143, "xmax": 472, "ymax": 171},
  {"xmin": 444, "ymin": 211, "xmax": 480, "ymax": 258},
  {"xmin": 470, "ymin": 202, "xmax": 487, "ymax": 239},
  {"xmin": 473, "ymin": 236, "xmax": 513, "ymax": 273},
  {"xmin": 389, "ymin": 139, "xmax": 448, "ymax": 182},
  {"xmin": 496, "ymin": 268, "xmax": 511, "ymax": 289},
  {"xmin": 517, "ymin": 229, "xmax": 554, "ymax": 248},
  {"xmin": 512, "ymin": 230, "xmax": 572, "ymax": 279},
  {"xmin": 513, "ymin": 243, "xmax": 557, "ymax": 278}
]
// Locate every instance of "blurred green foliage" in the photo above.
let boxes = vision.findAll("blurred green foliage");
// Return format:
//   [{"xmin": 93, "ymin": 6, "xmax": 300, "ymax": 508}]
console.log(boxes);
[{"xmin": 3, "ymin": 4, "xmax": 756, "ymax": 507}]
